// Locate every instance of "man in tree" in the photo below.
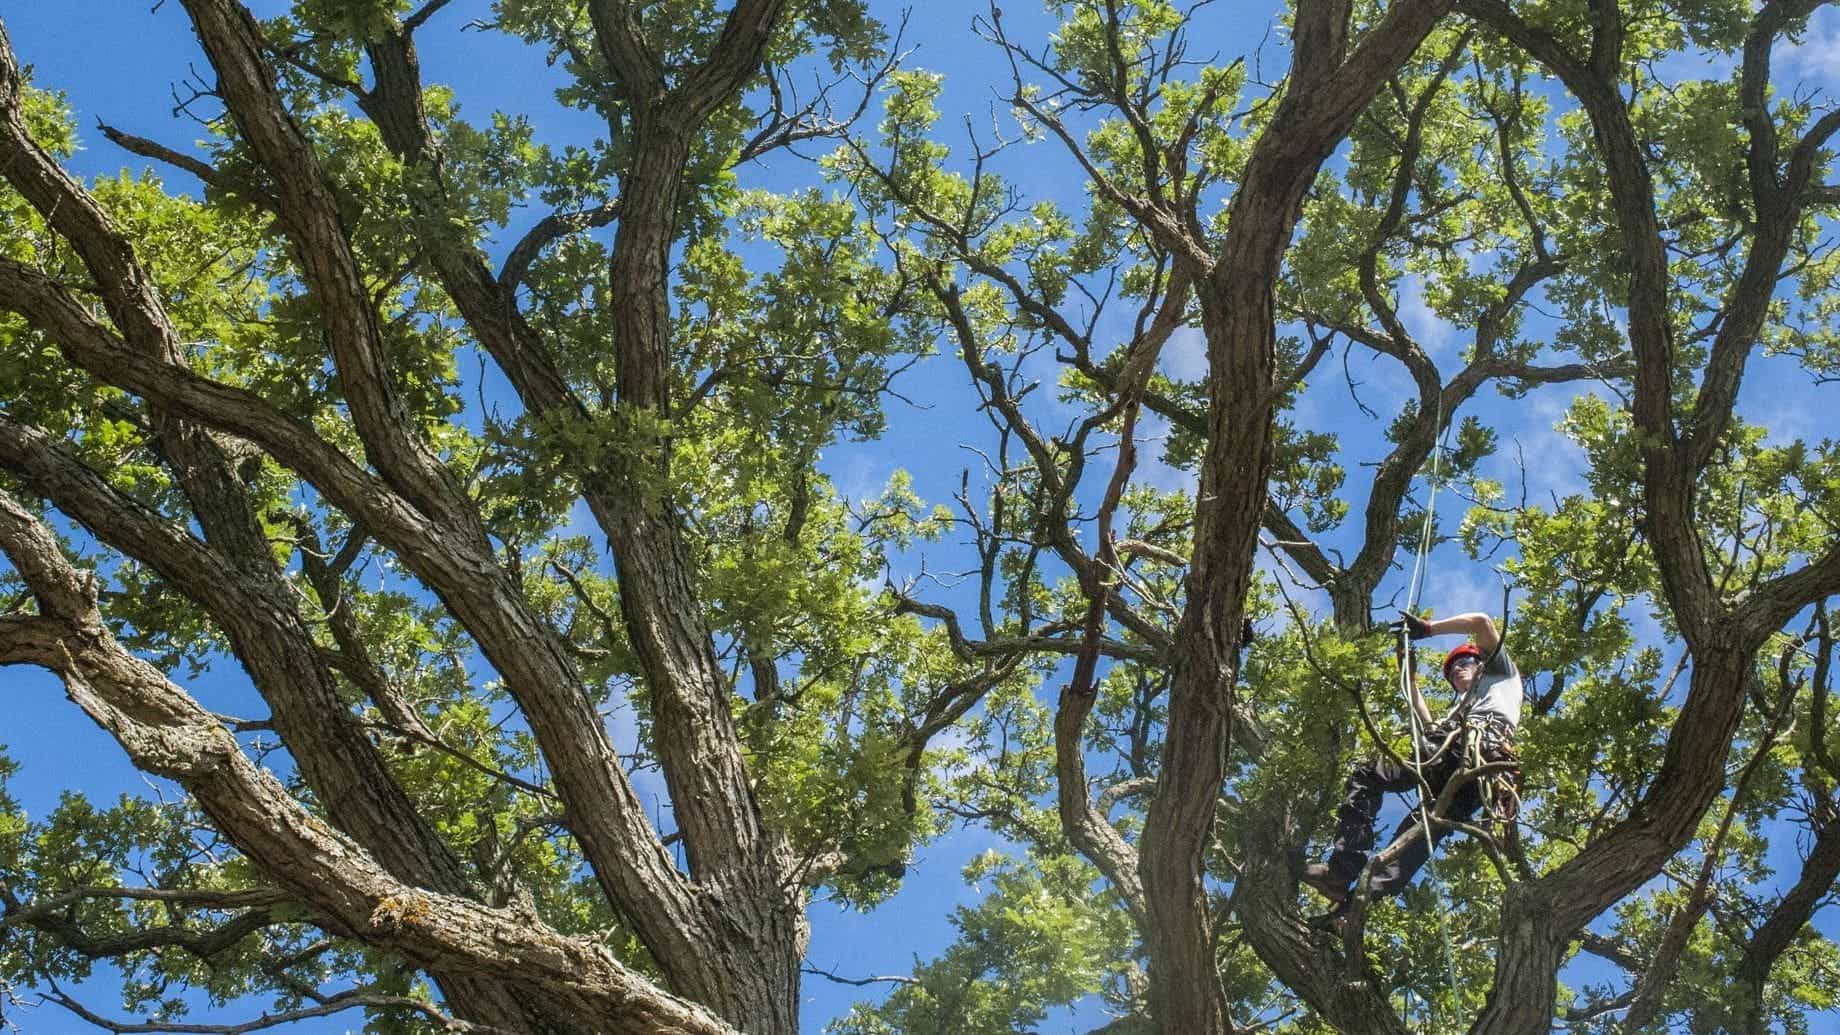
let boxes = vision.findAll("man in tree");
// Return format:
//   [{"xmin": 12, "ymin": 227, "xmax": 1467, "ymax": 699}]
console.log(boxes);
[{"xmin": 1302, "ymin": 611, "xmax": 1523, "ymax": 910}]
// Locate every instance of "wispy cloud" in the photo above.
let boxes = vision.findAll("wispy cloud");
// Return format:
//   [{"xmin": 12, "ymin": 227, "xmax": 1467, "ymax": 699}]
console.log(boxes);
[
  {"xmin": 1161, "ymin": 324, "xmax": 1209, "ymax": 381},
  {"xmin": 1418, "ymin": 554, "xmax": 1507, "ymax": 620},
  {"xmin": 1492, "ymin": 385, "xmax": 1595, "ymax": 503},
  {"xmin": 1780, "ymin": 8, "xmax": 1840, "ymax": 85},
  {"xmin": 1397, "ymin": 275, "xmax": 1460, "ymax": 356}
]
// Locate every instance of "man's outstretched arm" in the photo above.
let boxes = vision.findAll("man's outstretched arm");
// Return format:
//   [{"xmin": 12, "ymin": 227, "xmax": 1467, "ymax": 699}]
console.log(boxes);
[
  {"xmin": 1416, "ymin": 611, "xmax": 1501, "ymax": 653},
  {"xmin": 1398, "ymin": 607, "xmax": 1501, "ymax": 648}
]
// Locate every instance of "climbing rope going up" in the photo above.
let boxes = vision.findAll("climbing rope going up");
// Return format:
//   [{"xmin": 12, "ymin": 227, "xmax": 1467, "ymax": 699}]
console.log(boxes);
[{"xmin": 1397, "ymin": 390, "xmax": 1466, "ymax": 1026}]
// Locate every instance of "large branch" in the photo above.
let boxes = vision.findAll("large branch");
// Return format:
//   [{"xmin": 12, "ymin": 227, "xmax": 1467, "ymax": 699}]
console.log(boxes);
[
  {"xmin": 0, "ymin": 417, "xmax": 451, "ymax": 865},
  {"xmin": 1459, "ymin": 0, "xmax": 1713, "ymax": 644},
  {"xmin": 361, "ymin": 0, "xmax": 804, "ymax": 1019},
  {"xmin": 1621, "ymin": 663, "xmax": 1800, "ymax": 1029},
  {"xmin": 350, "ymin": 20, "xmax": 806, "ymax": 1015},
  {"xmin": 0, "ymin": 34, "xmax": 562, "ymax": 1028},
  {"xmin": 586, "ymin": 0, "xmax": 666, "ymax": 111},
  {"xmin": 354, "ymin": 22, "xmax": 588, "ymax": 420},
  {"xmin": 0, "ymin": 430, "xmax": 558, "ymax": 1033},
  {"xmin": 675, "ymin": 0, "xmax": 790, "ymax": 124},
  {"xmin": 591, "ymin": 13, "xmax": 794, "ymax": 929},
  {"xmin": 180, "ymin": 0, "xmax": 463, "ymax": 526},
  {"xmin": 1230, "ymin": 814, "xmax": 1410, "ymax": 1035},
  {"xmin": 1141, "ymin": 3, "xmax": 1455, "ymax": 1031},
  {"xmin": 18, "ymin": 0, "xmax": 734, "ymax": 983},
  {"xmin": 1446, "ymin": 8, "xmax": 1779, "ymax": 1030},
  {"xmin": 1054, "ymin": 267, "xmax": 1194, "ymax": 932},
  {"xmin": 1685, "ymin": 1, "xmax": 1840, "ymax": 473},
  {"xmin": 0, "ymin": 259, "xmax": 449, "ymax": 566},
  {"xmin": 0, "ymin": 184, "xmax": 713, "ymax": 1026},
  {"xmin": 0, "ymin": 492, "xmax": 737, "ymax": 1035},
  {"xmin": 1734, "ymin": 807, "xmax": 1840, "ymax": 1027}
]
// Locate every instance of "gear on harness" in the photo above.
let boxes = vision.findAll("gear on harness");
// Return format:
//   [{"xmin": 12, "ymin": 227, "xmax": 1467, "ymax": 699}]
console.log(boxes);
[{"xmin": 1428, "ymin": 712, "xmax": 1522, "ymax": 827}]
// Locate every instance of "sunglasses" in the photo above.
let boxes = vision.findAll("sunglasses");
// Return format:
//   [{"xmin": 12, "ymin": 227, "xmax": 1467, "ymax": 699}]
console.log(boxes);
[{"xmin": 1447, "ymin": 657, "xmax": 1482, "ymax": 673}]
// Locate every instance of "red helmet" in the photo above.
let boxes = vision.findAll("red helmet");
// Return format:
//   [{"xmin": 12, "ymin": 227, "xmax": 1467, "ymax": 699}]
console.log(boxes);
[{"xmin": 1443, "ymin": 643, "xmax": 1484, "ymax": 682}]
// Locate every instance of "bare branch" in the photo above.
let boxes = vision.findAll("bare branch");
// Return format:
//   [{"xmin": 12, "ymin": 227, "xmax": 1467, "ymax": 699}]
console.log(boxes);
[
  {"xmin": 41, "ymin": 984, "xmax": 505, "ymax": 1035},
  {"xmin": 499, "ymin": 201, "xmax": 623, "ymax": 301},
  {"xmin": 96, "ymin": 122, "xmax": 277, "ymax": 211}
]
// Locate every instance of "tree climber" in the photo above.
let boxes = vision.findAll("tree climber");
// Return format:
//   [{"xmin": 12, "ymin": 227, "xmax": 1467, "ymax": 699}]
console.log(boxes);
[{"xmin": 1301, "ymin": 611, "xmax": 1523, "ymax": 910}]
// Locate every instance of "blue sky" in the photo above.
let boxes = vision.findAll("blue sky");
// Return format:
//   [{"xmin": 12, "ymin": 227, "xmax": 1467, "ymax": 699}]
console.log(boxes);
[{"xmin": 4, "ymin": 1, "xmax": 1840, "ymax": 1032}]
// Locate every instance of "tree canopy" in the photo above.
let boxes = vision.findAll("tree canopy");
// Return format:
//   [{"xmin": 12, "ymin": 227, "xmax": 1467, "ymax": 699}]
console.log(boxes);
[{"xmin": 1, "ymin": 1, "xmax": 1839, "ymax": 1033}]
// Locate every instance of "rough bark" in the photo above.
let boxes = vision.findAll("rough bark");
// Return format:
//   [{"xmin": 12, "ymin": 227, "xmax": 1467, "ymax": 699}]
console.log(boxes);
[
  {"xmin": 0, "ymin": 493, "xmax": 738, "ymax": 1035},
  {"xmin": 1452, "ymin": 4, "xmax": 1840, "ymax": 1029},
  {"xmin": 1732, "ymin": 814, "xmax": 1840, "ymax": 1033},
  {"xmin": 166, "ymin": 9, "xmax": 803, "ymax": 1029},
  {"xmin": 1, "ymin": 2, "xmax": 820, "ymax": 1029},
  {"xmin": 0, "ymin": 27, "xmax": 563, "ymax": 1029},
  {"xmin": 1140, "ymin": 3, "xmax": 1455, "ymax": 1031},
  {"xmin": 202, "ymin": 1, "xmax": 810, "ymax": 1028},
  {"xmin": 1231, "ymin": 811, "xmax": 1413, "ymax": 1035}
]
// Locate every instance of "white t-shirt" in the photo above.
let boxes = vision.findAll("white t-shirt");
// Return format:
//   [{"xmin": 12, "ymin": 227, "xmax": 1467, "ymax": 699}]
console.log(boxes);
[{"xmin": 1457, "ymin": 644, "xmax": 1523, "ymax": 727}]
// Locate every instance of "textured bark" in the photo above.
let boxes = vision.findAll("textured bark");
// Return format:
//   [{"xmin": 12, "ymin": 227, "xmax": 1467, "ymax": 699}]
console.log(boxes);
[
  {"xmin": 592, "ymin": 23, "xmax": 806, "ymax": 1026},
  {"xmin": 1140, "ymin": 3, "xmax": 1455, "ymax": 1031},
  {"xmin": 1232, "ymin": 812, "xmax": 1412, "ymax": 1035},
  {"xmin": 1731, "ymin": 815, "xmax": 1840, "ymax": 1033},
  {"xmin": 362, "ymin": 3, "xmax": 808, "ymax": 1027},
  {"xmin": 1, "ymin": 2, "xmax": 817, "ymax": 1029},
  {"xmin": 190, "ymin": 1, "xmax": 807, "ymax": 1029},
  {"xmin": 1452, "ymin": 3, "xmax": 1840, "ymax": 1029},
  {"xmin": 164, "ymin": 10, "xmax": 795, "ymax": 1029},
  {"xmin": 0, "ymin": 30, "xmax": 561, "ymax": 1030},
  {"xmin": 0, "ymin": 494, "xmax": 738, "ymax": 1035},
  {"xmin": 1052, "ymin": 274, "xmax": 1189, "ymax": 934}
]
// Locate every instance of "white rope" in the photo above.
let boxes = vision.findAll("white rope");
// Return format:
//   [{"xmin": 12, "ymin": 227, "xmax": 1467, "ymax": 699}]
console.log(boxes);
[{"xmin": 1401, "ymin": 391, "xmax": 1464, "ymax": 1028}]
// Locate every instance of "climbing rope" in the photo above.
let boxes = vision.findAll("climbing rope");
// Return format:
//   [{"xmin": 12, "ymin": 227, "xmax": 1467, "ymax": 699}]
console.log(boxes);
[{"xmin": 1399, "ymin": 391, "xmax": 1466, "ymax": 1029}]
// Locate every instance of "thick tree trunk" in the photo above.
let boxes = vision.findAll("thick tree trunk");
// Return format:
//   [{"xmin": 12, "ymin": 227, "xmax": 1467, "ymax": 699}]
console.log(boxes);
[
  {"xmin": 1141, "ymin": 5, "xmax": 1454, "ymax": 1030},
  {"xmin": 1140, "ymin": 272, "xmax": 1278, "ymax": 1035},
  {"xmin": 1233, "ymin": 810, "xmax": 1413, "ymax": 1035},
  {"xmin": 1470, "ymin": 648, "xmax": 1754, "ymax": 1034},
  {"xmin": 603, "ymin": 119, "xmax": 807, "ymax": 1035},
  {"xmin": 1469, "ymin": 886, "xmax": 1569, "ymax": 1035}
]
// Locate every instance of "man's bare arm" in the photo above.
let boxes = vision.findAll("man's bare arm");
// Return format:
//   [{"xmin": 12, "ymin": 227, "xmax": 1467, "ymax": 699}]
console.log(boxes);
[{"xmin": 1420, "ymin": 611, "xmax": 1500, "ymax": 653}]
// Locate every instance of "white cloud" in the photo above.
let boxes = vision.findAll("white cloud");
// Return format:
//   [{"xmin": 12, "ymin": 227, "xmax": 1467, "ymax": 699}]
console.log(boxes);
[
  {"xmin": 1650, "ymin": 46, "xmax": 1739, "ymax": 85},
  {"xmin": 1459, "ymin": 241, "xmax": 1501, "ymax": 276},
  {"xmin": 1780, "ymin": 8, "xmax": 1840, "ymax": 85},
  {"xmin": 1131, "ymin": 415, "xmax": 1199, "ymax": 495},
  {"xmin": 826, "ymin": 452, "xmax": 892, "ymax": 505},
  {"xmin": 1494, "ymin": 385, "xmax": 1595, "ymax": 502},
  {"xmin": 1138, "ymin": 455, "xmax": 1200, "ymax": 495},
  {"xmin": 1397, "ymin": 275, "xmax": 1461, "ymax": 356},
  {"xmin": 1416, "ymin": 554, "xmax": 1505, "ymax": 620},
  {"xmin": 1161, "ymin": 324, "xmax": 1209, "ymax": 381},
  {"xmin": 1255, "ymin": 549, "xmax": 1331, "ymax": 623}
]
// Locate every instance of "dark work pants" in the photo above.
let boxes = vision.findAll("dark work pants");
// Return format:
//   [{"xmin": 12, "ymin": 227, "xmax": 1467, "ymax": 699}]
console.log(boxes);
[{"xmin": 1325, "ymin": 732, "xmax": 1483, "ymax": 896}]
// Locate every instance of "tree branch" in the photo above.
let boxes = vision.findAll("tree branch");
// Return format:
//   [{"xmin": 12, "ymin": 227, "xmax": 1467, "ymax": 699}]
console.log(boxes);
[{"xmin": 0, "ymin": 491, "xmax": 737, "ymax": 1035}]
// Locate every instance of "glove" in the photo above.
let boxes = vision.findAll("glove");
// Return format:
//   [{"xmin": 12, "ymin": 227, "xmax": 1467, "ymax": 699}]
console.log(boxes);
[{"xmin": 1390, "ymin": 611, "xmax": 1433, "ymax": 641}]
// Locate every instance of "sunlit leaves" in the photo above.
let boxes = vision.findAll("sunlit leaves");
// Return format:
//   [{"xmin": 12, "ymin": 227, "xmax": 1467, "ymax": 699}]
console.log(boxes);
[{"xmin": 827, "ymin": 850, "xmax": 1137, "ymax": 1035}]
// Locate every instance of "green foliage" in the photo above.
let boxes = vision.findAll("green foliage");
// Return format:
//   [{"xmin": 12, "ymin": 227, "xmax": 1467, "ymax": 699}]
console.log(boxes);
[
  {"xmin": 827, "ymin": 851, "xmax": 1137, "ymax": 1034},
  {"xmin": 6, "ymin": 0, "xmax": 1840, "ymax": 1031}
]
